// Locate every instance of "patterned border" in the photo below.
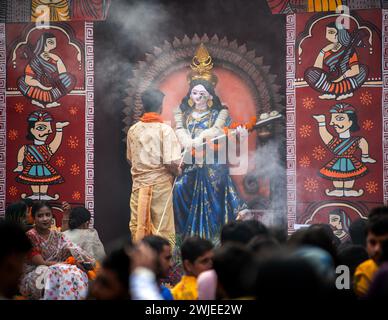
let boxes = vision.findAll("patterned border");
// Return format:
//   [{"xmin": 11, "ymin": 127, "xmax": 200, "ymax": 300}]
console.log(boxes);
[
  {"xmin": 286, "ymin": 14, "xmax": 296, "ymax": 234},
  {"xmin": 85, "ymin": 22, "xmax": 95, "ymax": 225},
  {"xmin": 0, "ymin": 24, "xmax": 6, "ymax": 217},
  {"xmin": 383, "ymin": 10, "xmax": 388, "ymax": 205}
]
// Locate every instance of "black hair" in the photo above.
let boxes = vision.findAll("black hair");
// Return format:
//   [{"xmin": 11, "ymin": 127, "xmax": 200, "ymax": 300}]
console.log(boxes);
[
  {"xmin": 0, "ymin": 220, "xmax": 32, "ymax": 262},
  {"xmin": 349, "ymin": 219, "xmax": 367, "ymax": 247},
  {"xmin": 22, "ymin": 198, "xmax": 34, "ymax": 208},
  {"xmin": 337, "ymin": 245, "xmax": 368, "ymax": 276},
  {"xmin": 255, "ymin": 250, "xmax": 329, "ymax": 301},
  {"xmin": 369, "ymin": 206, "xmax": 388, "ymax": 221},
  {"xmin": 68, "ymin": 206, "xmax": 91, "ymax": 230},
  {"xmin": 288, "ymin": 224, "xmax": 339, "ymax": 265},
  {"xmin": 31, "ymin": 201, "xmax": 51, "ymax": 218},
  {"xmin": 347, "ymin": 112, "xmax": 360, "ymax": 132},
  {"xmin": 326, "ymin": 22, "xmax": 351, "ymax": 46},
  {"xmin": 380, "ymin": 239, "xmax": 388, "ymax": 264},
  {"xmin": 221, "ymin": 220, "xmax": 265, "ymax": 245},
  {"xmin": 26, "ymin": 121, "xmax": 36, "ymax": 141},
  {"xmin": 247, "ymin": 235, "xmax": 279, "ymax": 256},
  {"xmin": 142, "ymin": 235, "xmax": 170, "ymax": 255},
  {"xmin": 5, "ymin": 202, "xmax": 27, "ymax": 225},
  {"xmin": 141, "ymin": 89, "xmax": 165, "ymax": 113},
  {"xmin": 181, "ymin": 236, "xmax": 213, "ymax": 263},
  {"xmin": 243, "ymin": 220, "xmax": 269, "ymax": 237},
  {"xmin": 213, "ymin": 243, "xmax": 257, "ymax": 299},
  {"xmin": 34, "ymin": 32, "xmax": 56, "ymax": 56},
  {"xmin": 366, "ymin": 215, "xmax": 388, "ymax": 237},
  {"xmin": 179, "ymin": 79, "xmax": 226, "ymax": 116},
  {"xmin": 102, "ymin": 248, "xmax": 130, "ymax": 293}
]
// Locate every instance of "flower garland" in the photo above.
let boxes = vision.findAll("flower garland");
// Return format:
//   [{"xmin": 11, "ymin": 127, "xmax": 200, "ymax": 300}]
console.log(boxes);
[
  {"xmin": 64, "ymin": 256, "xmax": 99, "ymax": 280},
  {"xmin": 191, "ymin": 116, "xmax": 257, "ymax": 156}
]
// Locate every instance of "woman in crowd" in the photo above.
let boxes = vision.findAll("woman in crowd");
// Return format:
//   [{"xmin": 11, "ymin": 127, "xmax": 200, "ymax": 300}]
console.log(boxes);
[
  {"xmin": 20, "ymin": 201, "xmax": 95, "ymax": 300},
  {"xmin": 62, "ymin": 206, "xmax": 105, "ymax": 261}
]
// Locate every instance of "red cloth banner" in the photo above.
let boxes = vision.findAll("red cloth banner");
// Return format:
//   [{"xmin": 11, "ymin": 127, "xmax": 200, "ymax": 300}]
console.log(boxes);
[
  {"xmin": 287, "ymin": 10, "xmax": 384, "ymax": 239},
  {"xmin": 1, "ymin": 22, "xmax": 94, "ymax": 224}
]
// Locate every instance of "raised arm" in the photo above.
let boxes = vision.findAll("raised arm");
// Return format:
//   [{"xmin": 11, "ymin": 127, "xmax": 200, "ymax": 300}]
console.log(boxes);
[
  {"xmin": 49, "ymin": 121, "xmax": 69, "ymax": 154},
  {"xmin": 312, "ymin": 115, "xmax": 333, "ymax": 145}
]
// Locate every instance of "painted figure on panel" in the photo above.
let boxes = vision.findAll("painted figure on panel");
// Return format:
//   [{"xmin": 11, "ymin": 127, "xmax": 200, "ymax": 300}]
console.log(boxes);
[
  {"xmin": 32, "ymin": 0, "xmax": 71, "ymax": 22},
  {"xmin": 328, "ymin": 208, "xmax": 351, "ymax": 242},
  {"xmin": 173, "ymin": 44, "xmax": 248, "ymax": 240},
  {"xmin": 17, "ymin": 33, "xmax": 76, "ymax": 108},
  {"xmin": 13, "ymin": 111, "xmax": 69, "ymax": 201},
  {"xmin": 305, "ymin": 22, "xmax": 368, "ymax": 101},
  {"xmin": 313, "ymin": 103, "xmax": 375, "ymax": 197}
]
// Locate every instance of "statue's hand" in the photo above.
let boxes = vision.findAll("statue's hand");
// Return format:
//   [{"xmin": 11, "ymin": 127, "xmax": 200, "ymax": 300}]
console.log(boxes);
[
  {"xmin": 56, "ymin": 121, "xmax": 70, "ymax": 129},
  {"xmin": 313, "ymin": 115, "xmax": 326, "ymax": 123},
  {"xmin": 192, "ymin": 137, "xmax": 204, "ymax": 149},
  {"xmin": 13, "ymin": 165, "xmax": 23, "ymax": 173},
  {"xmin": 236, "ymin": 125, "xmax": 249, "ymax": 139}
]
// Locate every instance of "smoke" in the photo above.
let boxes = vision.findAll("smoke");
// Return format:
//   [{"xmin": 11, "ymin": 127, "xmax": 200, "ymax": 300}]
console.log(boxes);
[
  {"xmin": 95, "ymin": 1, "xmax": 171, "ymax": 115},
  {"xmin": 106, "ymin": 1, "xmax": 170, "ymax": 52},
  {"xmin": 250, "ymin": 139, "xmax": 286, "ymax": 227}
]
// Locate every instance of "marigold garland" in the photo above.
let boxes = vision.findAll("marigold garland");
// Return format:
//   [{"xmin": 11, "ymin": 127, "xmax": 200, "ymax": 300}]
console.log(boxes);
[
  {"xmin": 64, "ymin": 256, "xmax": 98, "ymax": 280},
  {"xmin": 191, "ymin": 117, "xmax": 257, "ymax": 156}
]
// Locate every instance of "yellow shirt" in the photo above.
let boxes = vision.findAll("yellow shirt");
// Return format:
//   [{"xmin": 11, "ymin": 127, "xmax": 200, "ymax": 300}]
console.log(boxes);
[
  {"xmin": 172, "ymin": 275, "xmax": 198, "ymax": 300},
  {"xmin": 127, "ymin": 121, "xmax": 181, "ymax": 191},
  {"xmin": 354, "ymin": 259, "xmax": 378, "ymax": 297}
]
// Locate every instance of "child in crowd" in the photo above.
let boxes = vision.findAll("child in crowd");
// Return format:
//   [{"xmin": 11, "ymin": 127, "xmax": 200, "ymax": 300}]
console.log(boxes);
[{"xmin": 172, "ymin": 237, "xmax": 213, "ymax": 300}]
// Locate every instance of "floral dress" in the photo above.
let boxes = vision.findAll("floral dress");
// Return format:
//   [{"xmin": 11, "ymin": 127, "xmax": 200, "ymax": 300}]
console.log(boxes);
[{"xmin": 20, "ymin": 228, "xmax": 94, "ymax": 300}]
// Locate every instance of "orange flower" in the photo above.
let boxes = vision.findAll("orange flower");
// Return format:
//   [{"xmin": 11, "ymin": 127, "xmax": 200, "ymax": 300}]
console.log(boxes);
[
  {"xmin": 245, "ymin": 123, "xmax": 254, "ymax": 131},
  {"xmin": 65, "ymin": 256, "xmax": 76, "ymax": 265},
  {"xmin": 72, "ymin": 191, "xmax": 81, "ymax": 201},
  {"xmin": 9, "ymin": 186, "xmax": 18, "ymax": 197},
  {"xmin": 302, "ymin": 97, "xmax": 315, "ymax": 110},
  {"xmin": 87, "ymin": 270, "xmax": 97, "ymax": 280}
]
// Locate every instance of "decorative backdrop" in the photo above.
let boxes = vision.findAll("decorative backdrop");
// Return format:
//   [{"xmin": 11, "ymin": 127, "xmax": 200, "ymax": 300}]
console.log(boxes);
[
  {"xmin": 287, "ymin": 9, "xmax": 385, "ymax": 239},
  {"xmin": 0, "ymin": 21, "xmax": 94, "ymax": 225}
]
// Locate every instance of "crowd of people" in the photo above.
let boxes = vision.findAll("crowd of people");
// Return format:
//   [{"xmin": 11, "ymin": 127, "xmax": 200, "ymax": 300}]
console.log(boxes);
[{"xmin": 1, "ymin": 199, "xmax": 388, "ymax": 300}]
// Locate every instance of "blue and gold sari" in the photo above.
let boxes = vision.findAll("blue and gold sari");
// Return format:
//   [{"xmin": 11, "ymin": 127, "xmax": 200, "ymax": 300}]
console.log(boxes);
[{"xmin": 173, "ymin": 109, "xmax": 247, "ymax": 240}]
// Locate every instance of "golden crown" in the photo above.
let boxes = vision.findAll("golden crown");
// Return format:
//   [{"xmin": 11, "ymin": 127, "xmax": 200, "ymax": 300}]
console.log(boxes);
[{"xmin": 187, "ymin": 43, "xmax": 218, "ymax": 86}]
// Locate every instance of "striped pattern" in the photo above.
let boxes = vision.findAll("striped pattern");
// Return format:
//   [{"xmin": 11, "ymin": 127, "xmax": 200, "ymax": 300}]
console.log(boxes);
[
  {"xmin": 307, "ymin": 0, "xmax": 342, "ymax": 12},
  {"xmin": 85, "ymin": 22, "xmax": 95, "ymax": 226},
  {"xmin": 286, "ymin": 14, "xmax": 297, "ymax": 234},
  {"xmin": 0, "ymin": 24, "xmax": 5, "ymax": 217},
  {"xmin": 382, "ymin": 10, "xmax": 388, "ymax": 205}
]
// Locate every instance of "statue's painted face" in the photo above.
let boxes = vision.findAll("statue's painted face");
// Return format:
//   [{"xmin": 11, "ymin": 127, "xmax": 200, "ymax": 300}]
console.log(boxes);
[
  {"xmin": 31, "ymin": 121, "xmax": 53, "ymax": 142},
  {"xmin": 326, "ymin": 27, "xmax": 338, "ymax": 43},
  {"xmin": 329, "ymin": 214, "xmax": 343, "ymax": 230},
  {"xmin": 45, "ymin": 37, "xmax": 57, "ymax": 51},
  {"xmin": 330, "ymin": 113, "xmax": 352, "ymax": 134},
  {"xmin": 190, "ymin": 84, "xmax": 212, "ymax": 109}
]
